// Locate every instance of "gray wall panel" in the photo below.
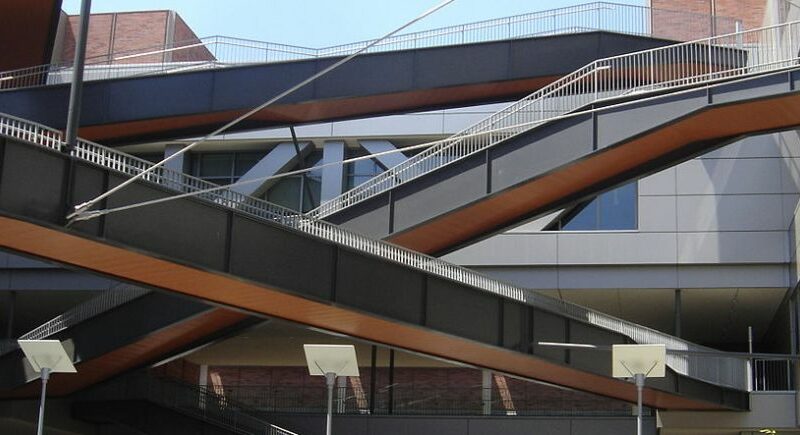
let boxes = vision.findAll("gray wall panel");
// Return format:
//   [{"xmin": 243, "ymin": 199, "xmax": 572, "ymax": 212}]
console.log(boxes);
[
  {"xmin": 314, "ymin": 53, "xmax": 415, "ymax": 99},
  {"xmin": 490, "ymin": 115, "xmax": 593, "ymax": 193},
  {"xmin": 106, "ymin": 72, "xmax": 215, "ymax": 122},
  {"xmin": 569, "ymin": 320, "xmax": 626, "ymax": 376},
  {"xmin": 210, "ymin": 62, "xmax": 317, "ymax": 110},
  {"xmin": 104, "ymin": 175, "xmax": 228, "ymax": 271},
  {"xmin": 414, "ymin": 42, "xmax": 510, "ymax": 89},
  {"xmin": 69, "ymin": 162, "xmax": 106, "ymax": 237},
  {"xmin": 595, "ymin": 91, "xmax": 705, "ymax": 149},
  {"xmin": 336, "ymin": 249, "xmax": 424, "ymax": 325},
  {"xmin": 532, "ymin": 309, "xmax": 568, "ymax": 363},
  {"xmin": 676, "ymin": 158, "xmax": 783, "ymax": 195},
  {"xmin": 229, "ymin": 215, "xmax": 334, "ymax": 301},
  {"xmin": 331, "ymin": 194, "xmax": 392, "ymax": 239},
  {"xmin": 711, "ymin": 72, "xmax": 789, "ymax": 105},
  {"xmin": 0, "ymin": 140, "xmax": 66, "ymax": 224},
  {"xmin": 426, "ymin": 277, "xmax": 500, "ymax": 345},
  {"xmin": 503, "ymin": 300, "xmax": 527, "ymax": 352},
  {"xmin": 393, "ymin": 155, "xmax": 486, "ymax": 233}
]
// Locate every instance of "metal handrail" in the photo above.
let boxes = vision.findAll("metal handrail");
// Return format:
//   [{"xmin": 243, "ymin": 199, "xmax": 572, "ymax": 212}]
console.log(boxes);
[
  {"xmin": 308, "ymin": 20, "xmax": 799, "ymax": 219},
  {"xmin": 0, "ymin": 2, "xmax": 741, "ymax": 90},
  {"xmin": 0, "ymin": 284, "xmax": 152, "ymax": 356},
  {"xmin": 0, "ymin": 111, "xmax": 752, "ymax": 391}
]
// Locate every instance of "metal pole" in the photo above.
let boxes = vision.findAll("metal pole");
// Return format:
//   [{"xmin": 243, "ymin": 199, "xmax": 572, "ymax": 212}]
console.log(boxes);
[
  {"xmin": 325, "ymin": 372, "xmax": 335, "ymax": 435},
  {"xmin": 65, "ymin": 0, "xmax": 92, "ymax": 150},
  {"xmin": 37, "ymin": 367, "xmax": 51, "ymax": 435},
  {"xmin": 634, "ymin": 373, "xmax": 645, "ymax": 435}
]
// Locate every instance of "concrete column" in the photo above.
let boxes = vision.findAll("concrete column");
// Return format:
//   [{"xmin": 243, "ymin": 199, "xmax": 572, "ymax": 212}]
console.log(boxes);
[
  {"xmin": 360, "ymin": 140, "xmax": 408, "ymax": 170},
  {"xmin": 231, "ymin": 142, "xmax": 311, "ymax": 197},
  {"xmin": 481, "ymin": 370, "xmax": 492, "ymax": 415},
  {"xmin": 164, "ymin": 144, "xmax": 187, "ymax": 173},
  {"xmin": 321, "ymin": 141, "xmax": 345, "ymax": 202}
]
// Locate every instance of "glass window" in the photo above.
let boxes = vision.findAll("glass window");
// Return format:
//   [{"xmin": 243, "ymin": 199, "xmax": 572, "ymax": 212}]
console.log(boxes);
[
  {"xmin": 234, "ymin": 152, "xmax": 267, "ymax": 177},
  {"xmin": 598, "ymin": 182, "xmax": 637, "ymax": 230},
  {"xmin": 266, "ymin": 177, "xmax": 302, "ymax": 211},
  {"xmin": 550, "ymin": 181, "xmax": 637, "ymax": 231},
  {"xmin": 346, "ymin": 148, "xmax": 384, "ymax": 190},
  {"xmin": 199, "ymin": 154, "xmax": 233, "ymax": 179}
]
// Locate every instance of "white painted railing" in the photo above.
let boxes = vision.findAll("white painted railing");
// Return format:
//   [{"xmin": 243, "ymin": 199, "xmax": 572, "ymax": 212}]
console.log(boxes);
[
  {"xmin": 0, "ymin": 2, "xmax": 740, "ymax": 90},
  {"xmin": 0, "ymin": 111, "xmax": 753, "ymax": 391},
  {"xmin": 309, "ymin": 20, "xmax": 800, "ymax": 219}
]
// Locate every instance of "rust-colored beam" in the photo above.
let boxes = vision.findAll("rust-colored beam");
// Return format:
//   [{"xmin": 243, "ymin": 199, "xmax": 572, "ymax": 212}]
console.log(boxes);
[
  {"xmin": 387, "ymin": 92, "xmax": 800, "ymax": 254},
  {"xmin": 0, "ymin": 215, "xmax": 730, "ymax": 410}
]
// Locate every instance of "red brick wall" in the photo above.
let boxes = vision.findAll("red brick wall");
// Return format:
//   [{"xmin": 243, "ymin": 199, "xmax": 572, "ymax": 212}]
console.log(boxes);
[
  {"xmin": 651, "ymin": 0, "xmax": 765, "ymax": 41},
  {"xmin": 194, "ymin": 365, "xmax": 629, "ymax": 413},
  {"xmin": 172, "ymin": 14, "xmax": 215, "ymax": 62},
  {"xmin": 112, "ymin": 11, "xmax": 169, "ymax": 64},
  {"xmin": 58, "ymin": 10, "xmax": 213, "ymax": 65},
  {"xmin": 62, "ymin": 13, "xmax": 114, "ymax": 63}
]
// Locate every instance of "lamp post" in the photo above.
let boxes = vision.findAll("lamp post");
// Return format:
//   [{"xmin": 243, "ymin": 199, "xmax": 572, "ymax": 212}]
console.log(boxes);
[
  {"xmin": 18, "ymin": 340, "xmax": 77, "ymax": 435},
  {"xmin": 303, "ymin": 344, "xmax": 359, "ymax": 435},
  {"xmin": 611, "ymin": 344, "xmax": 666, "ymax": 435}
]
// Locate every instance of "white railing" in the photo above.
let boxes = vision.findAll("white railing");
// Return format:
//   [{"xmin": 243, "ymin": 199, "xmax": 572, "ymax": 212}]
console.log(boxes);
[
  {"xmin": 0, "ymin": 2, "xmax": 740, "ymax": 90},
  {"xmin": 309, "ymin": 20, "xmax": 800, "ymax": 219},
  {"xmin": 0, "ymin": 112, "xmax": 753, "ymax": 391}
]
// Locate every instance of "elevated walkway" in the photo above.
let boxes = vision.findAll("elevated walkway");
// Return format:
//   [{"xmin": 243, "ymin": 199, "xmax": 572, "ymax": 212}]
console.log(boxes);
[
  {"xmin": 0, "ymin": 32, "xmax": 677, "ymax": 145},
  {"xmin": 0, "ymin": 122, "xmax": 748, "ymax": 410},
  {"xmin": 312, "ymin": 21, "xmax": 800, "ymax": 254}
]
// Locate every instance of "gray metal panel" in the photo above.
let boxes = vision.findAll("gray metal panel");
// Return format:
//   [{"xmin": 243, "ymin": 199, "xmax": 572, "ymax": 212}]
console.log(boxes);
[
  {"xmin": 313, "ymin": 52, "xmax": 416, "ymax": 99},
  {"xmin": 228, "ymin": 215, "xmax": 334, "ymax": 301},
  {"xmin": 321, "ymin": 141, "xmax": 345, "ymax": 203},
  {"xmin": 414, "ymin": 42, "xmax": 510, "ymax": 89},
  {"xmin": 490, "ymin": 115, "xmax": 594, "ymax": 193},
  {"xmin": 595, "ymin": 90, "xmax": 706, "ymax": 149},
  {"xmin": 360, "ymin": 140, "xmax": 408, "ymax": 171},
  {"xmin": 711, "ymin": 72, "xmax": 789, "ymax": 105},
  {"xmin": 105, "ymin": 72, "xmax": 216, "ymax": 123},
  {"xmin": 232, "ymin": 142, "xmax": 311, "ymax": 197},
  {"xmin": 393, "ymin": 154, "xmax": 486, "ymax": 233},
  {"xmin": 0, "ymin": 140, "xmax": 66, "ymax": 224},
  {"xmin": 103, "ymin": 175, "xmax": 228, "ymax": 271},
  {"xmin": 69, "ymin": 161, "xmax": 106, "ymax": 237},
  {"xmin": 210, "ymin": 62, "xmax": 317, "ymax": 111},
  {"xmin": 568, "ymin": 320, "xmax": 626, "ymax": 376},
  {"xmin": 426, "ymin": 277, "xmax": 500, "ymax": 345},
  {"xmin": 327, "ymin": 193, "xmax": 392, "ymax": 238},
  {"xmin": 531, "ymin": 308, "xmax": 568, "ymax": 363},
  {"xmin": 469, "ymin": 418, "xmax": 570, "ymax": 435},
  {"xmin": 335, "ymin": 249, "xmax": 424, "ymax": 325},
  {"xmin": 503, "ymin": 300, "xmax": 528, "ymax": 352}
]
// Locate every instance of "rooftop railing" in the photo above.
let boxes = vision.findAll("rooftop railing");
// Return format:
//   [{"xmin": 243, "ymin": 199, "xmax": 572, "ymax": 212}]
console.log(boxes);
[
  {"xmin": 0, "ymin": 2, "xmax": 740, "ymax": 90},
  {"xmin": 0, "ymin": 110, "xmax": 755, "ymax": 391},
  {"xmin": 309, "ymin": 20, "xmax": 800, "ymax": 219}
]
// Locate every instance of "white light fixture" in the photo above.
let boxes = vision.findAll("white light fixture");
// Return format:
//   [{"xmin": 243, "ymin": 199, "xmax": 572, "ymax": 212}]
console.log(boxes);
[
  {"xmin": 612, "ymin": 344, "xmax": 666, "ymax": 435},
  {"xmin": 18, "ymin": 339, "xmax": 77, "ymax": 435},
  {"xmin": 304, "ymin": 344, "xmax": 359, "ymax": 435}
]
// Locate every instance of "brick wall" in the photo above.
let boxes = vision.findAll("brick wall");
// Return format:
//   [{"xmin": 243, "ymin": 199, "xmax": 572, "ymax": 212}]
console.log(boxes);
[
  {"xmin": 651, "ymin": 0, "xmax": 766, "ymax": 41},
  {"xmin": 172, "ymin": 14, "xmax": 215, "ymax": 62},
  {"xmin": 192, "ymin": 365, "xmax": 630, "ymax": 414},
  {"xmin": 57, "ymin": 10, "xmax": 213, "ymax": 65}
]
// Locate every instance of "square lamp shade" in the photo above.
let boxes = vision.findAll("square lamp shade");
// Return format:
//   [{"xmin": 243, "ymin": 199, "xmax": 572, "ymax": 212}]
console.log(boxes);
[
  {"xmin": 612, "ymin": 344, "xmax": 666, "ymax": 378},
  {"xmin": 303, "ymin": 344, "xmax": 359, "ymax": 377},
  {"xmin": 18, "ymin": 340, "xmax": 76, "ymax": 374}
]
